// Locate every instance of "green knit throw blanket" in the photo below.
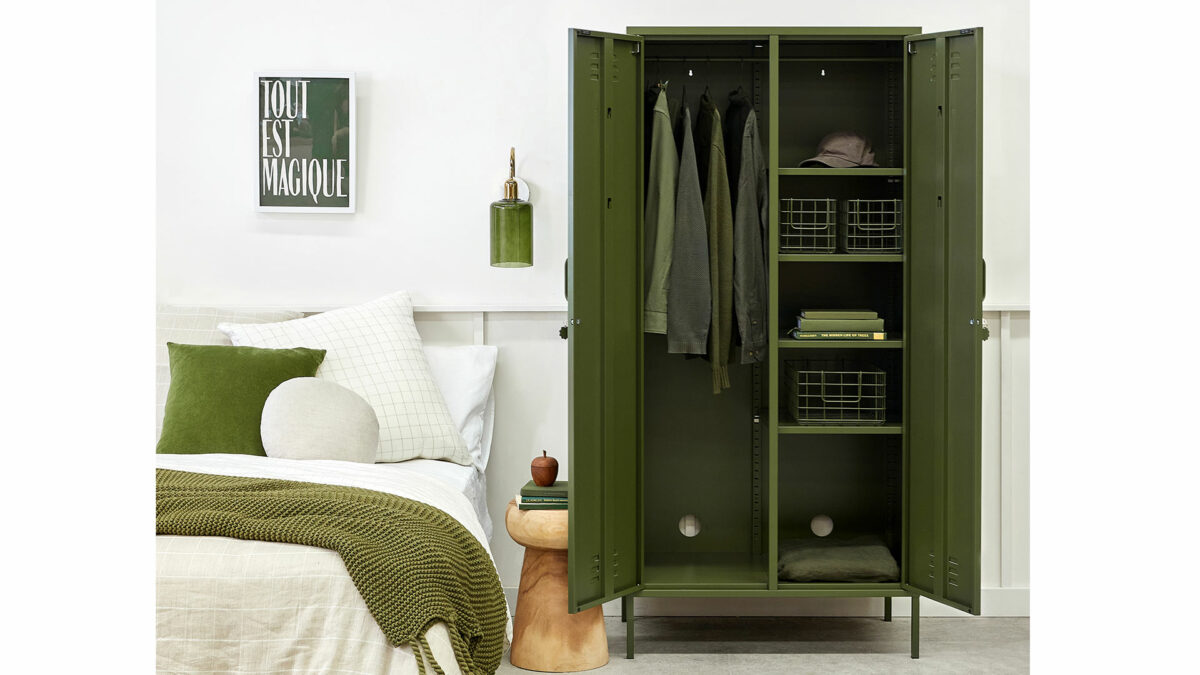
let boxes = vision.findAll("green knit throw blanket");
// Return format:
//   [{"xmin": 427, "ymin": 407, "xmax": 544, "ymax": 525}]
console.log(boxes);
[{"xmin": 156, "ymin": 469, "xmax": 507, "ymax": 675}]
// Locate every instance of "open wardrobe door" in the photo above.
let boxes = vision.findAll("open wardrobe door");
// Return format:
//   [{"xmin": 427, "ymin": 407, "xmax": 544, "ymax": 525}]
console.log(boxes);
[
  {"xmin": 903, "ymin": 27, "xmax": 984, "ymax": 616},
  {"xmin": 566, "ymin": 27, "xmax": 643, "ymax": 613}
]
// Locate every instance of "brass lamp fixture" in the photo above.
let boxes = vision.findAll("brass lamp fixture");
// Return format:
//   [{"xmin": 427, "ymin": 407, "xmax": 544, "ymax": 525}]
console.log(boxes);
[{"xmin": 489, "ymin": 147, "xmax": 533, "ymax": 267}]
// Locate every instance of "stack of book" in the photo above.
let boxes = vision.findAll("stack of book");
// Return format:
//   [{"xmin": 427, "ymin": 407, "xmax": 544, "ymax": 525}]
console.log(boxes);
[
  {"xmin": 517, "ymin": 480, "xmax": 568, "ymax": 510},
  {"xmin": 788, "ymin": 310, "xmax": 886, "ymax": 340}
]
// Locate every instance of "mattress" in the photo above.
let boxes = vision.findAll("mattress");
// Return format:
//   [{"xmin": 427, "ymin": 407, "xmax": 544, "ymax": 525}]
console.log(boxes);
[
  {"xmin": 388, "ymin": 459, "xmax": 492, "ymax": 541},
  {"xmin": 155, "ymin": 454, "xmax": 511, "ymax": 675}
]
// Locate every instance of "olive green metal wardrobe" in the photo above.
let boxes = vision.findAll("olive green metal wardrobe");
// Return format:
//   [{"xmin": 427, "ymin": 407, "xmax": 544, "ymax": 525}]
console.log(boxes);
[{"xmin": 564, "ymin": 26, "xmax": 985, "ymax": 659}]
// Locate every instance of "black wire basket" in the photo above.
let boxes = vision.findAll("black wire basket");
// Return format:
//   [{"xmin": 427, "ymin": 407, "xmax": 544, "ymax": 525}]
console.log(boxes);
[
  {"xmin": 780, "ymin": 198, "xmax": 837, "ymax": 253},
  {"xmin": 841, "ymin": 199, "xmax": 903, "ymax": 253},
  {"xmin": 785, "ymin": 360, "xmax": 887, "ymax": 425}
]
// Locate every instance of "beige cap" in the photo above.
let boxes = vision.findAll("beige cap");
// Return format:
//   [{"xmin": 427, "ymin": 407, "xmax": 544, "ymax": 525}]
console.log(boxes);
[{"xmin": 799, "ymin": 131, "xmax": 879, "ymax": 168}]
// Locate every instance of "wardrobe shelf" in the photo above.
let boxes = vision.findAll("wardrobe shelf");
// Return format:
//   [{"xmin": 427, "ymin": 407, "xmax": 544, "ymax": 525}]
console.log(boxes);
[
  {"xmin": 779, "ymin": 253, "xmax": 903, "ymax": 262},
  {"xmin": 778, "ymin": 423, "xmax": 903, "ymax": 435},
  {"xmin": 779, "ymin": 339, "xmax": 903, "ymax": 349},
  {"xmin": 642, "ymin": 552, "xmax": 767, "ymax": 588},
  {"xmin": 778, "ymin": 168, "xmax": 904, "ymax": 176},
  {"xmin": 640, "ymin": 584, "xmax": 908, "ymax": 599}
]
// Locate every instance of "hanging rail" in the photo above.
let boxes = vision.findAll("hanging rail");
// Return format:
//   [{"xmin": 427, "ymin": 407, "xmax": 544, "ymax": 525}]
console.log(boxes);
[{"xmin": 644, "ymin": 57, "xmax": 901, "ymax": 63}]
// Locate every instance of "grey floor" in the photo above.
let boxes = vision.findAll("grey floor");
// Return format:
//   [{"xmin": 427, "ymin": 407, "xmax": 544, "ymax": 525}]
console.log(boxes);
[{"xmin": 497, "ymin": 616, "xmax": 1029, "ymax": 674}]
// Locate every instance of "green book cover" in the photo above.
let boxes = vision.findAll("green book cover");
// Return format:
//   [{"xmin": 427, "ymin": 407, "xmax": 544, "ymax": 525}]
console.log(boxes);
[
  {"xmin": 519, "ymin": 495, "xmax": 568, "ymax": 503},
  {"xmin": 788, "ymin": 328, "xmax": 887, "ymax": 340},
  {"xmin": 800, "ymin": 309, "xmax": 878, "ymax": 320},
  {"xmin": 518, "ymin": 501, "xmax": 568, "ymax": 511},
  {"xmin": 521, "ymin": 480, "xmax": 568, "ymax": 498},
  {"xmin": 798, "ymin": 318, "xmax": 885, "ymax": 332}
]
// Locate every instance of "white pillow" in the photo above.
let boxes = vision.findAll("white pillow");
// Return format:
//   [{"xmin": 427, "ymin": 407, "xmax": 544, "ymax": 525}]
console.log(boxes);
[
  {"xmin": 261, "ymin": 378, "xmax": 379, "ymax": 463},
  {"xmin": 424, "ymin": 345, "xmax": 498, "ymax": 472},
  {"xmin": 156, "ymin": 304, "xmax": 303, "ymax": 439},
  {"xmin": 219, "ymin": 291, "xmax": 470, "ymax": 465}
]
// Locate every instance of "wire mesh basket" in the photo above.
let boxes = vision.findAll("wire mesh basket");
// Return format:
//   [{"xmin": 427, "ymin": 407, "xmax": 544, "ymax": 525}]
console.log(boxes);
[
  {"xmin": 841, "ymin": 199, "xmax": 903, "ymax": 253},
  {"xmin": 780, "ymin": 198, "xmax": 837, "ymax": 252},
  {"xmin": 785, "ymin": 360, "xmax": 887, "ymax": 425}
]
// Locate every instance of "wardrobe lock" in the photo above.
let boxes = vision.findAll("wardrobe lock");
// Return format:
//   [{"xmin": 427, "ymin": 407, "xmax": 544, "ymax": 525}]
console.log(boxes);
[{"xmin": 970, "ymin": 318, "xmax": 990, "ymax": 341}]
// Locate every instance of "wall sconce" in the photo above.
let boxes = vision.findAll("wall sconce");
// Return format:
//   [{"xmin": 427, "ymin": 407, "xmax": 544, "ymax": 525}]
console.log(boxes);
[{"xmin": 490, "ymin": 147, "xmax": 533, "ymax": 267}]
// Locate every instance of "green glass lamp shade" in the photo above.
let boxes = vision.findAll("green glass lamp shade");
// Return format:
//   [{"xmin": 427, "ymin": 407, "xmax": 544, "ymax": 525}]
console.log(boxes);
[
  {"xmin": 490, "ymin": 148, "xmax": 533, "ymax": 268},
  {"xmin": 490, "ymin": 198, "xmax": 532, "ymax": 267}
]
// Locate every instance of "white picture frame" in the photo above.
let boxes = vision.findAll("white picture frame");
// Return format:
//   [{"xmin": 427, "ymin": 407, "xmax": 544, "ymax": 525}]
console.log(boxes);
[{"xmin": 255, "ymin": 71, "xmax": 356, "ymax": 213}]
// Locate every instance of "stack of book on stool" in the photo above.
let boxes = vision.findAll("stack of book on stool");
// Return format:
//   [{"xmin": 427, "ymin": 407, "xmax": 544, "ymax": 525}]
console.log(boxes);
[
  {"xmin": 788, "ymin": 309, "xmax": 886, "ymax": 340},
  {"xmin": 516, "ymin": 481, "xmax": 568, "ymax": 510}
]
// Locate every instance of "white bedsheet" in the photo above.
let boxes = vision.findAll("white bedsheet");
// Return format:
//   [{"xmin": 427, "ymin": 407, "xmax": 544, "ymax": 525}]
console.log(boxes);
[
  {"xmin": 386, "ymin": 459, "xmax": 492, "ymax": 540},
  {"xmin": 155, "ymin": 454, "xmax": 511, "ymax": 675}
]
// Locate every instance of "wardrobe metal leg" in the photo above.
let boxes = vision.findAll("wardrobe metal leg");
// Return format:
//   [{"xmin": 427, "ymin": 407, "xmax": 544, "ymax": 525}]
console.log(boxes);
[
  {"xmin": 910, "ymin": 595, "xmax": 920, "ymax": 659},
  {"xmin": 624, "ymin": 595, "xmax": 635, "ymax": 659},
  {"xmin": 621, "ymin": 595, "xmax": 628, "ymax": 623},
  {"xmin": 884, "ymin": 596, "xmax": 892, "ymax": 622}
]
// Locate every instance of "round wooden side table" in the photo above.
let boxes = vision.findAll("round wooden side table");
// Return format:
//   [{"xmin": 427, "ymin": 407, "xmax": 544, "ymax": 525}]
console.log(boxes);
[{"xmin": 505, "ymin": 499, "xmax": 608, "ymax": 672}]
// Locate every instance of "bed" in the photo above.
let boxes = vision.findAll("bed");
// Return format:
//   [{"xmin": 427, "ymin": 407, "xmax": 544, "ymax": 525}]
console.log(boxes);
[
  {"xmin": 156, "ymin": 454, "xmax": 510, "ymax": 675},
  {"xmin": 154, "ymin": 298, "xmax": 510, "ymax": 675}
]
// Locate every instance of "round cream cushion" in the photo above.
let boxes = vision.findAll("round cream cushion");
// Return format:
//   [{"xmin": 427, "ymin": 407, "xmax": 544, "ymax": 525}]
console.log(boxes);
[{"xmin": 261, "ymin": 377, "xmax": 379, "ymax": 463}]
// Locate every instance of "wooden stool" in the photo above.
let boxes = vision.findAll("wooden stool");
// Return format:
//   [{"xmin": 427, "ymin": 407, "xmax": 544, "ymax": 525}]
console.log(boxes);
[{"xmin": 505, "ymin": 499, "xmax": 608, "ymax": 672}]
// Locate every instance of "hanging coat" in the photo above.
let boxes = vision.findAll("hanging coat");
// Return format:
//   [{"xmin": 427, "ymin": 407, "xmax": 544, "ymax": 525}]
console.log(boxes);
[
  {"xmin": 666, "ymin": 102, "xmax": 711, "ymax": 355},
  {"xmin": 724, "ymin": 89, "xmax": 752, "ymax": 206},
  {"xmin": 695, "ymin": 92, "xmax": 734, "ymax": 393},
  {"xmin": 726, "ymin": 94, "xmax": 769, "ymax": 363},
  {"xmin": 643, "ymin": 88, "xmax": 678, "ymax": 335}
]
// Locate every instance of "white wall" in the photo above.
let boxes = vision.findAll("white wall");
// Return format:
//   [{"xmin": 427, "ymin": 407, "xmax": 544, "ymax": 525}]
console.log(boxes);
[
  {"xmin": 158, "ymin": 0, "xmax": 1029, "ymax": 616},
  {"xmin": 158, "ymin": 0, "xmax": 1028, "ymax": 308}
]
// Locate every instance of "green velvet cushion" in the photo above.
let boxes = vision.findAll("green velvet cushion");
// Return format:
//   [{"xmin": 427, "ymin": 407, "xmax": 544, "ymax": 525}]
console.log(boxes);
[
  {"xmin": 777, "ymin": 535, "xmax": 900, "ymax": 583},
  {"xmin": 156, "ymin": 343, "xmax": 326, "ymax": 456}
]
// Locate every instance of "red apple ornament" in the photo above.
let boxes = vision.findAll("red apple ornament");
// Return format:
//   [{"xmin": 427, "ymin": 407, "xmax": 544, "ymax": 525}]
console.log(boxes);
[{"xmin": 531, "ymin": 450, "xmax": 559, "ymax": 487}]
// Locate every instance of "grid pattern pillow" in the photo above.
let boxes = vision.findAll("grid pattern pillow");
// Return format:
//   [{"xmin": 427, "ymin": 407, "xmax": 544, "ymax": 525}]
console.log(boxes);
[
  {"xmin": 156, "ymin": 305, "xmax": 303, "ymax": 439},
  {"xmin": 219, "ymin": 291, "xmax": 470, "ymax": 465}
]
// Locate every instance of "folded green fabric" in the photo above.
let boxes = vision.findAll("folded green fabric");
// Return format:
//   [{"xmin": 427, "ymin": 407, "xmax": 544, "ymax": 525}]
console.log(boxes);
[
  {"xmin": 156, "ymin": 343, "xmax": 326, "ymax": 456},
  {"xmin": 156, "ymin": 469, "xmax": 508, "ymax": 674},
  {"xmin": 778, "ymin": 535, "xmax": 900, "ymax": 583}
]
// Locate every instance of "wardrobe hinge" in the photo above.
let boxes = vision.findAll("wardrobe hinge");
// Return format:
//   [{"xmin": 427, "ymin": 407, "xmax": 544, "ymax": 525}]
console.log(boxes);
[
  {"xmin": 907, "ymin": 42, "xmax": 917, "ymax": 55},
  {"xmin": 632, "ymin": 43, "xmax": 640, "ymax": 55}
]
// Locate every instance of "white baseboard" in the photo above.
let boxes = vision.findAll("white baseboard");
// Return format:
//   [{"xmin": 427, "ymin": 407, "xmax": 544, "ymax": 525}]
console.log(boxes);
[{"xmin": 502, "ymin": 587, "xmax": 1029, "ymax": 618}]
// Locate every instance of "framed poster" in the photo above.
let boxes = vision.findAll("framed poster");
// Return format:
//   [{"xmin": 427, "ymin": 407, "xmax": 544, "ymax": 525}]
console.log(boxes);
[{"xmin": 257, "ymin": 72, "xmax": 355, "ymax": 213}]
